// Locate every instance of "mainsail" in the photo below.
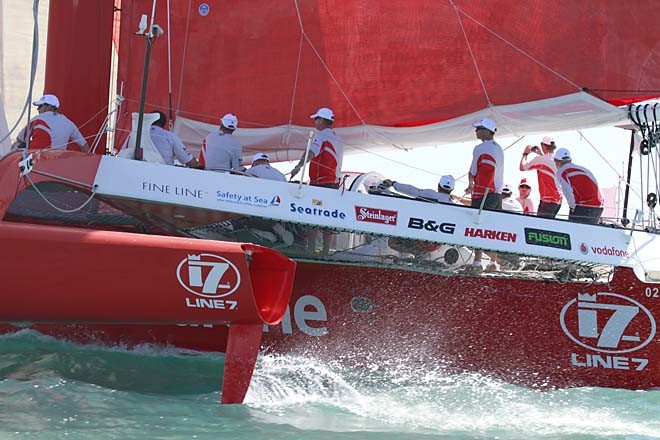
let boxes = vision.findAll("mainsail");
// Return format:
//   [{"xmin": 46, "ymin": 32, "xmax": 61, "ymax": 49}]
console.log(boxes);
[{"xmin": 111, "ymin": 2, "xmax": 660, "ymax": 157}]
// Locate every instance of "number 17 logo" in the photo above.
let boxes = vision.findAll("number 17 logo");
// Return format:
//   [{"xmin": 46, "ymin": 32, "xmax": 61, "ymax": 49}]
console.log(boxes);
[
  {"xmin": 176, "ymin": 254, "xmax": 241, "ymax": 298},
  {"xmin": 560, "ymin": 292, "xmax": 656, "ymax": 354}
]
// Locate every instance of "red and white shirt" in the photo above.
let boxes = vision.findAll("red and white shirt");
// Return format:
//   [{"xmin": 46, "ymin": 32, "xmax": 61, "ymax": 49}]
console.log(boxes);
[
  {"xmin": 557, "ymin": 163, "xmax": 603, "ymax": 209},
  {"xmin": 522, "ymin": 153, "xmax": 562, "ymax": 204},
  {"xmin": 17, "ymin": 111, "xmax": 86, "ymax": 150},
  {"xmin": 469, "ymin": 140, "xmax": 503, "ymax": 199},
  {"xmin": 516, "ymin": 197, "xmax": 536, "ymax": 215},
  {"xmin": 309, "ymin": 128, "xmax": 343, "ymax": 185}
]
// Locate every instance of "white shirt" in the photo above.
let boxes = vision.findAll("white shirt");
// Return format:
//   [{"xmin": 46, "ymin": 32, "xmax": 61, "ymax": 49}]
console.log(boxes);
[
  {"xmin": 149, "ymin": 126, "xmax": 194, "ymax": 165},
  {"xmin": 393, "ymin": 182, "xmax": 455, "ymax": 204},
  {"xmin": 502, "ymin": 197, "xmax": 524, "ymax": 213},
  {"xmin": 246, "ymin": 164, "xmax": 286, "ymax": 181},
  {"xmin": 17, "ymin": 111, "xmax": 86, "ymax": 150},
  {"xmin": 202, "ymin": 132, "xmax": 243, "ymax": 172}
]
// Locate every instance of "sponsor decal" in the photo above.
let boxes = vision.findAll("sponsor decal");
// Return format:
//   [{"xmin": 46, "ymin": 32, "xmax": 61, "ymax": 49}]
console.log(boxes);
[
  {"xmin": 216, "ymin": 189, "xmax": 279, "ymax": 208},
  {"xmin": 560, "ymin": 292, "xmax": 656, "ymax": 372},
  {"xmin": 177, "ymin": 254, "xmax": 240, "ymax": 310},
  {"xmin": 579, "ymin": 243, "xmax": 589, "ymax": 254},
  {"xmin": 264, "ymin": 295, "xmax": 328, "ymax": 336},
  {"xmin": 590, "ymin": 245, "xmax": 630, "ymax": 258},
  {"xmin": 312, "ymin": 199, "xmax": 323, "ymax": 206},
  {"xmin": 407, "ymin": 217, "xmax": 456, "ymax": 234},
  {"xmin": 524, "ymin": 228, "xmax": 571, "ymax": 250},
  {"xmin": 464, "ymin": 227, "xmax": 516, "ymax": 242},
  {"xmin": 142, "ymin": 181, "xmax": 205, "ymax": 199},
  {"xmin": 289, "ymin": 202, "xmax": 347, "ymax": 219},
  {"xmin": 355, "ymin": 206, "xmax": 398, "ymax": 225},
  {"xmin": 198, "ymin": 3, "xmax": 210, "ymax": 16}
]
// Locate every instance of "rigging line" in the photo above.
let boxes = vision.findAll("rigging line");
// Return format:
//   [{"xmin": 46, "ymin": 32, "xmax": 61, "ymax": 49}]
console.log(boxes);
[
  {"xmin": 292, "ymin": 0, "xmax": 366, "ymax": 126},
  {"xmin": 176, "ymin": 0, "xmax": 193, "ymax": 113},
  {"xmin": 638, "ymin": 145, "xmax": 645, "ymax": 220},
  {"xmin": 0, "ymin": 0, "xmax": 40, "ymax": 147},
  {"xmin": 455, "ymin": 6, "xmax": 582, "ymax": 92},
  {"xmin": 449, "ymin": 0, "xmax": 492, "ymax": 107},
  {"xmin": 166, "ymin": 0, "xmax": 173, "ymax": 126},
  {"xmin": 286, "ymin": 32, "xmax": 304, "ymax": 134},
  {"xmin": 291, "ymin": 1, "xmax": 408, "ymax": 152},
  {"xmin": 24, "ymin": 174, "xmax": 98, "ymax": 214},
  {"xmin": 577, "ymin": 129, "xmax": 643, "ymax": 201}
]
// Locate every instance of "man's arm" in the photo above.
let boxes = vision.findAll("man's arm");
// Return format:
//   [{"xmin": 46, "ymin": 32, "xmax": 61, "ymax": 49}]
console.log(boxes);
[
  {"xmin": 69, "ymin": 122, "xmax": 89, "ymax": 152},
  {"xmin": 519, "ymin": 145, "xmax": 533, "ymax": 171},
  {"xmin": 171, "ymin": 133, "xmax": 201, "ymax": 168}
]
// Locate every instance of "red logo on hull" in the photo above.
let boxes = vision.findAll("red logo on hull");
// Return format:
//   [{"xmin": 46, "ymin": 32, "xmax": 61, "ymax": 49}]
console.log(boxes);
[{"xmin": 354, "ymin": 206, "xmax": 398, "ymax": 225}]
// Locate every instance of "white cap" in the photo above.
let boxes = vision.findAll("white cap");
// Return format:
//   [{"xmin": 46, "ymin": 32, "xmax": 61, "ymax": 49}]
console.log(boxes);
[
  {"xmin": 554, "ymin": 148, "xmax": 572, "ymax": 161},
  {"xmin": 252, "ymin": 152, "xmax": 269, "ymax": 163},
  {"xmin": 541, "ymin": 135, "xmax": 555, "ymax": 145},
  {"xmin": 438, "ymin": 175, "xmax": 455, "ymax": 191},
  {"xmin": 472, "ymin": 118, "xmax": 497, "ymax": 132},
  {"xmin": 310, "ymin": 107, "xmax": 334, "ymax": 121},
  {"xmin": 502, "ymin": 183, "xmax": 512, "ymax": 195},
  {"xmin": 220, "ymin": 113, "xmax": 238, "ymax": 130},
  {"xmin": 33, "ymin": 94, "xmax": 60, "ymax": 108}
]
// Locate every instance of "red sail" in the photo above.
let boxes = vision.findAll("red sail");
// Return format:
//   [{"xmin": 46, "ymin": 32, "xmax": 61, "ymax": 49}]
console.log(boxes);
[{"xmin": 116, "ymin": 1, "xmax": 660, "ymax": 128}]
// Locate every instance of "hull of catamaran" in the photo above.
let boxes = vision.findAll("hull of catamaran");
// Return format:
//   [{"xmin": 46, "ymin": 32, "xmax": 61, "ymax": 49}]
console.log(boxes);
[{"xmin": 1, "ymin": 150, "xmax": 659, "ymax": 391}]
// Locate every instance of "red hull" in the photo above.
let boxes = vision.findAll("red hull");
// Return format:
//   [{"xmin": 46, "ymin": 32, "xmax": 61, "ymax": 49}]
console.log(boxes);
[{"xmin": 4, "ymin": 261, "xmax": 658, "ymax": 390}]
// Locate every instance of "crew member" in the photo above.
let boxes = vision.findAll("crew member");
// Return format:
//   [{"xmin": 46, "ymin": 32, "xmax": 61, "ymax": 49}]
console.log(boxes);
[
  {"xmin": 13, "ymin": 94, "xmax": 89, "ymax": 152},
  {"xmin": 520, "ymin": 136, "xmax": 562, "ymax": 218},
  {"xmin": 246, "ymin": 152, "xmax": 286, "ymax": 181},
  {"xmin": 516, "ymin": 178, "xmax": 536, "ymax": 215},
  {"xmin": 290, "ymin": 107, "xmax": 344, "ymax": 188},
  {"xmin": 200, "ymin": 113, "xmax": 243, "ymax": 172},
  {"xmin": 379, "ymin": 175, "xmax": 457, "ymax": 204},
  {"xmin": 554, "ymin": 148, "xmax": 603, "ymax": 224}
]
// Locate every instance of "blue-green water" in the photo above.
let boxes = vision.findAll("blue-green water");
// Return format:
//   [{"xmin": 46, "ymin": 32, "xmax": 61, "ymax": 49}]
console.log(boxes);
[{"xmin": 1, "ymin": 330, "xmax": 659, "ymax": 439}]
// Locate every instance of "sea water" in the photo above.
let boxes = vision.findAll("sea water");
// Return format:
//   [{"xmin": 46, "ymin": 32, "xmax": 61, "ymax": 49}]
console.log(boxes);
[{"xmin": 1, "ymin": 330, "xmax": 659, "ymax": 439}]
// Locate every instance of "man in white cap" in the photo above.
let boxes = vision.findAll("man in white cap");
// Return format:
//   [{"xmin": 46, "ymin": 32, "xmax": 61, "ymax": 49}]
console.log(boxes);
[
  {"xmin": 200, "ymin": 113, "xmax": 243, "ymax": 172},
  {"xmin": 519, "ymin": 135, "xmax": 562, "ymax": 218},
  {"xmin": 379, "ymin": 175, "xmax": 457, "ymax": 204},
  {"xmin": 501, "ymin": 184, "xmax": 524, "ymax": 213},
  {"xmin": 467, "ymin": 118, "xmax": 503, "ymax": 209},
  {"xmin": 467, "ymin": 118, "xmax": 503, "ymax": 271},
  {"xmin": 290, "ymin": 107, "xmax": 344, "ymax": 188},
  {"xmin": 13, "ymin": 94, "xmax": 89, "ymax": 152},
  {"xmin": 246, "ymin": 152, "xmax": 286, "ymax": 181},
  {"xmin": 554, "ymin": 148, "xmax": 603, "ymax": 224}
]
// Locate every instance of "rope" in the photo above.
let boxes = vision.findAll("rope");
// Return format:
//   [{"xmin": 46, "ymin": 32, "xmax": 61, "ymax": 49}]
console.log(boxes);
[
  {"xmin": 449, "ymin": 0, "xmax": 492, "ymax": 107},
  {"xmin": 24, "ymin": 174, "xmax": 98, "ymax": 214},
  {"xmin": 166, "ymin": 0, "xmax": 174, "ymax": 126},
  {"xmin": 292, "ymin": 0, "xmax": 366, "ymax": 126},
  {"xmin": 453, "ymin": 3, "xmax": 582, "ymax": 92},
  {"xmin": 176, "ymin": 0, "xmax": 193, "ymax": 113},
  {"xmin": 577, "ymin": 129, "xmax": 642, "ymax": 201},
  {"xmin": 0, "ymin": 0, "xmax": 40, "ymax": 147}
]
